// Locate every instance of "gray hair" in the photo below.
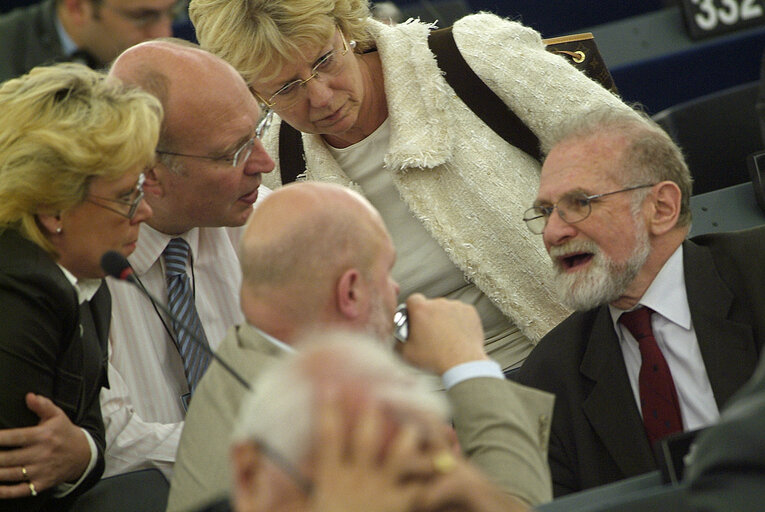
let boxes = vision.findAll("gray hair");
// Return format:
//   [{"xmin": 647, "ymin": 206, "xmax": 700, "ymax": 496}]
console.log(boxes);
[
  {"xmin": 545, "ymin": 106, "xmax": 693, "ymax": 226},
  {"xmin": 232, "ymin": 331, "xmax": 450, "ymax": 467}
]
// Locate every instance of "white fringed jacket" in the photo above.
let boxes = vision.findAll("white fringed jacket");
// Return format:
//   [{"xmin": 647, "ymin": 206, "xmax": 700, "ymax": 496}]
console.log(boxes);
[{"xmin": 262, "ymin": 13, "xmax": 633, "ymax": 342}]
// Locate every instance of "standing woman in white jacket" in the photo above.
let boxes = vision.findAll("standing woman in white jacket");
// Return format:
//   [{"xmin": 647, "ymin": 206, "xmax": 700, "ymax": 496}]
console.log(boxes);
[{"xmin": 188, "ymin": 0, "xmax": 632, "ymax": 371}]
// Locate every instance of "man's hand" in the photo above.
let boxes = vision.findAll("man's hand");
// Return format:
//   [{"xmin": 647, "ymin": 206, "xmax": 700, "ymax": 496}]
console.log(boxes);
[
  {"xmin": 397, "ymin": 294, "xmax": 488, "ymax": 375},
  {"xmin": 0, "ymin": 393, "xmax": 90, "ymax": 498},
  {"xmin": 309, "ymin": 394, "xmax": 436, "ymax": 512}
]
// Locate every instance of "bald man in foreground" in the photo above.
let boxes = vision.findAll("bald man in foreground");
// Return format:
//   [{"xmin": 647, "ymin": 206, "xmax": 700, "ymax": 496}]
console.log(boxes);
[{"xmin": 167, "ymin": 182, "xmax": 555, "ymax": 512}]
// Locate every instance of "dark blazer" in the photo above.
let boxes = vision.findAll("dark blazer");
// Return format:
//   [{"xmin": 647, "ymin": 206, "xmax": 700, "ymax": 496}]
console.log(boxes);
[
  {"xmin": 678, "ymin": 339, "xmax": 765, "ymax": 512},
  {"xmin": 0, "ymin": 229, "xmax": 110, "ymax": 511},
  {"xmin": 516, "ymin": 227, "xmax": 765, "ymax": 497},
  {"xmin": 0, "ymin": 0, "xmax": 64, "ymax": 84}
]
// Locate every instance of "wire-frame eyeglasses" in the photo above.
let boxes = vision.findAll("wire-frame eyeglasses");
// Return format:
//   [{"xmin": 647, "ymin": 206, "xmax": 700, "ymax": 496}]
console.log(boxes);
[
  {"xmin": 522, "ymin": 183, "xmax": 655, "ymax": 234},
  {"xmin": 155, "ymin": 110, "xmax": 274, "ymax": 168},
  {"xmin": 252, "ymin": 28, "xmax": 351, "ymax": 109},
  {"xmin": 86, "ymin": 173, "xmax": 146, "ymax": 220}
]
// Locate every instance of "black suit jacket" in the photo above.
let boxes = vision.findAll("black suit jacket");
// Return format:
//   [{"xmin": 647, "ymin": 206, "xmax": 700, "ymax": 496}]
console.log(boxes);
[
  {"xmin": 516, "ymin": 227, "xmax": 765, "ymax": 497},
  {"xmin": 0, "ymin": 229, "xmax": 110, "ymax": 511},
  {"xmin": 676, "ymin": 335, "xmax": 765, "ymax": 512},
  {"xmin": 0, "ymin": 0, "xmax": 66, "ymax": 84}
]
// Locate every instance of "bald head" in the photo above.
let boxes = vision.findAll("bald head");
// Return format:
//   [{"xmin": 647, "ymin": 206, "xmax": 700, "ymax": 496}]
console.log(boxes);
[
  {"xmin": 109, "ymin": 40, "xmax": 252, "ymax": 150},
  {"xmin": 239, "ymin": 182, "xmax": 398, "ymax": 340},
  {"xmin": 107, "ymin": 40, "xmax": 274, "ymax": 235}
]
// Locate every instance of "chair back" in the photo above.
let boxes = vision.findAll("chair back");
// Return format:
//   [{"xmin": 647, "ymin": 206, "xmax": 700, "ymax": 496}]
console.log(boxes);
[{"xmin": 652, "ymin": 81, "xmax": 763, "ymax": 196}]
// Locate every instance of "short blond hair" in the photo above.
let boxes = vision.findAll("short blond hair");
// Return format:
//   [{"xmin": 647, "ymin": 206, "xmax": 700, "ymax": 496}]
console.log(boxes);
[
  {"xmin": 0, "ymin": 63, "xmax": 162, "ymax": 253},
  {"xmin": 189, "ymin": 0, "xmax": 373, "ymax": 84}
]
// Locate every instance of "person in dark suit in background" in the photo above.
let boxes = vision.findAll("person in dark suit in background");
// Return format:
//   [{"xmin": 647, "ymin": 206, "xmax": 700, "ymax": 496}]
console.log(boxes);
[
  {"xmin": 0, "ymin": 0, "xmax": 178, "ymax": 83},
  {"xmin": 0, "ymin": 63, "xmax": 159, "ymax": 510},
  {"xmin": 516, "ymin": 106, "xmax": 765, "ymax": 497}
]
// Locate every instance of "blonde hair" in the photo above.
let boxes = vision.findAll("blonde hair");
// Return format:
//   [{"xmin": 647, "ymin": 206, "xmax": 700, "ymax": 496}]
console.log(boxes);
[
  {"xmin": 0, "ymin": 63, "xmax": 162, "ymax": 254},
  {"xmin": 189, "ymin": 0, "xmax": 373, "ymax": 84}
]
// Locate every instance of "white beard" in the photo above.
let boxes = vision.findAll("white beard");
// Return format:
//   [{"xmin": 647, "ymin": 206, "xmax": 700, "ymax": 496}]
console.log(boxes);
[{"xmin": 550, "ymin": 222, "xmax": 650, "ymax": 311}]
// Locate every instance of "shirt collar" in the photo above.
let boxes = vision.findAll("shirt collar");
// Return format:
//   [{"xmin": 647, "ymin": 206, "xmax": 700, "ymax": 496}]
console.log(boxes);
[
  {"xmin": 609, "ymin": 244, "xmax": 690, "ymax": 329},
  {"xmin": 57, "ymin": 264, "xmax": 103, "ymax": 304},
  {"xmin": 248, "ymin": 323, "xmax": 296, "ymax": 354},
  {"xmin": 54, "ymin": 13, "xmax": 79, "ymax": 57},
  {"xmin": 128, "ymin": 224, "xmax": 201, "ymax": 275}
]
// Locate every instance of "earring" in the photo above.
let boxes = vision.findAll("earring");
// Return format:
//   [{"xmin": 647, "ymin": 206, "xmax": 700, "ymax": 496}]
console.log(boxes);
[
  {"xmin": 56, "ymin": 227, "xmax": 62, "ymax": 234},
  {"xmin": 349, "ymin": 40, "xmax": 357, "ymax": 50}
]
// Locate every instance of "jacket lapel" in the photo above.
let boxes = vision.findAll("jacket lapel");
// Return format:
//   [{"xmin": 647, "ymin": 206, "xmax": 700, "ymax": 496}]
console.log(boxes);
[
  {"xmin": 683, "ymin": 240, "xmax": 757, "ymax": 409},
  {"xmin": 87, "ymin": 280, "xmax": 112, "ymax": 389},
  {"xmin": 581, "ymin": 307, "xmax": 655, "ymax": 476}
]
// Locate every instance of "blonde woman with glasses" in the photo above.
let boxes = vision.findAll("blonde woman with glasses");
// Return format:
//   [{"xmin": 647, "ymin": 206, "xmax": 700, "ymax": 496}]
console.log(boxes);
[{"xmin": 0, "ymin": 63, "xmax": 160, "ymax": 511}]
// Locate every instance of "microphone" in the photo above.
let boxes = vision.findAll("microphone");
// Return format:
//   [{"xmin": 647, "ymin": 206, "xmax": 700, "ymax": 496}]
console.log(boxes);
[{"xmin": 101, "ymin": 251, "xmax": 252, "ymax": 391}]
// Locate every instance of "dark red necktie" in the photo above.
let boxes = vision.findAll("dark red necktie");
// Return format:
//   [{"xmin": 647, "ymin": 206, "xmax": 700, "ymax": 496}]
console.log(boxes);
[{"xmin": 619, "ymin": 307, "xmax": 683, "ymax": 447}]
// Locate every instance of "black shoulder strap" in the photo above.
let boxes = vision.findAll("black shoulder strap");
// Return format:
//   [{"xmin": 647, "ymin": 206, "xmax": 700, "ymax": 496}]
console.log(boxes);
[
  {"xmin": 279, "ymin": 120, "xmax": 306, "ymax": 184},
  {"xmin": 278, "ymin": 24, "xmax": 542, "ymax": 184},
  {"xmin": 427, "ymin": 26, "xmax": 542, "ymax": 162}
]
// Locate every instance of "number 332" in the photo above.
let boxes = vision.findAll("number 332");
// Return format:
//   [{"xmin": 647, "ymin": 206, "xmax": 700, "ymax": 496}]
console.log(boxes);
[{"xmin": 692, "ymin": 0, "xmax": 764, "ymax": 30}]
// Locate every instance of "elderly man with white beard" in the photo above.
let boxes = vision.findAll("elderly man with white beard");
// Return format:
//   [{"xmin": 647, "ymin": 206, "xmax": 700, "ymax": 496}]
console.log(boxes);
[{"xmin": 515, "ymin": 107, "xmax": 765, "ymax": 498}]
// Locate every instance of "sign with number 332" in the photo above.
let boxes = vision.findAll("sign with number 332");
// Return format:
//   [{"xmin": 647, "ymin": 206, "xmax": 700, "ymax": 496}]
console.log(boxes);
[{"xmin": 681, "ymin": 0, "xmax": 765, "ymax": 39}]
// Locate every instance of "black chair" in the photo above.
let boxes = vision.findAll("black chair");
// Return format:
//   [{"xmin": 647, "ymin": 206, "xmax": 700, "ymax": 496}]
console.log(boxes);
[
  {"xmin": 652, "ymin": 80, "xmax": 763, "ymax": 196},
  {"xmin": 70, "ymin": 468, "xmax": 169, "ymax": 512},
  {"xmin": 0, "ymin": 0, "xmax": 41, "ymax": 15},
  {"xmin": 535, "ymin": 471, "xmax": 668, "ymax": 511}
]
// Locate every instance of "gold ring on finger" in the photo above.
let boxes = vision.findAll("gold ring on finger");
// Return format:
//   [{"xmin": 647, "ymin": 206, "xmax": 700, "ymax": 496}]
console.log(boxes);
[
  {"xmin": 29, "ymin": 482, "xmax": 37, "ymax": 497},
  {"xmin": 432, "ymin": 451, "xmax": 457, "ymax": 474},
  {"xmin": 21, "ymin": 466, "xmax": 29, "ymax": 481}
]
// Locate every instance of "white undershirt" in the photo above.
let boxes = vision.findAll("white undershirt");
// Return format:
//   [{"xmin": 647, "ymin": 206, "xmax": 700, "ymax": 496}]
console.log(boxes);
[
  {"xmin": 327, "ymin": 118, "xmax": 531, "ymax": 370},
  {"xmin": 609, "ymin": 246, "xmax": 720, "ymax": 431}
]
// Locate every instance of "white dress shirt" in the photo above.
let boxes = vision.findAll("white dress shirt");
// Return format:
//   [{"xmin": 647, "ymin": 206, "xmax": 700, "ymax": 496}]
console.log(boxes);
[
  {"xmin": 101, "ymin": 223, "xmax": 248, "ymax": 478},
  {"xmin": 609, "ymin": 245, "xmax": 720, "ymax": 431}
]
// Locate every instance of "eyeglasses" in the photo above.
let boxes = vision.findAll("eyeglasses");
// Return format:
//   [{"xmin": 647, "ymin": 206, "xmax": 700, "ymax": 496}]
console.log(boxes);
[
  {"xmin": 87, "ymin": 173, "xmax": 146, "ymax": 220},
  {"xmin": 523, "ymin": 184, "xmax": 655, "ymax": 234},
  {"xmin": 253, "ymin": 438, "xmax": 313, "ymax": 495},
  {"xmin": 101, "ymin": 0, "xmax": 186, "ymax": 28},
  {"xmin": 253, "ymin": 29, "xmax": 351, "ymax": 109},
  {"xmin": 156, "ymin": 111, "xmax": 273, "ymax": 167}
]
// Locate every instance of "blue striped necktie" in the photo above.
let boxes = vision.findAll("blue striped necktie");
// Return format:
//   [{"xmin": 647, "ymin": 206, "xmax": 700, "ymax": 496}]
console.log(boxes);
[{"xmin": 163, "ymin": 238, "xmax": 211, "ymax": 394}]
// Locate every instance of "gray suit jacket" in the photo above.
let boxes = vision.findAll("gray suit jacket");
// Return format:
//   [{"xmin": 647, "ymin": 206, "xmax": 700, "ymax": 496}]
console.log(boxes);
[
  {"xmin": 448, "ymin": 377, "xmax": 554, "ymax": 505},
  {"xmin": 169, "ymin": 323, "xmax": 556, "ymax": 510},
  {"xmin": 167, "ymin": 324, "xmax": 283, "ymax": 512},
  {"xmin": 0, "ymin": 0, "xmax": 66, "ymax": 83},
  {"xmin": 517, "ymin": 227, "xmax": 765, "ymax": 497}
]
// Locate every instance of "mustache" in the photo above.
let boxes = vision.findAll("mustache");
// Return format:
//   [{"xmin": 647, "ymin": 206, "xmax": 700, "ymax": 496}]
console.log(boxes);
[{"xmin": 548, "ymin": 239, "xmax": 600, "ymax": 263}]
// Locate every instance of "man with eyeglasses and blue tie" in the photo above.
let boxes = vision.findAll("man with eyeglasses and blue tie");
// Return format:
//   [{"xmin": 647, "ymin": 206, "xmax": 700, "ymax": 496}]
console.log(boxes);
[
  {"xmin": 0, "ymin": 0, "xmax": 182, "ymax": 83},
  {"xmin": 515, "ymin": 107, "xmax": 765, "ymax": 498},
  {"xmin": 99, "ymin": 39, "xmax": 275, "ymax": 480}
]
